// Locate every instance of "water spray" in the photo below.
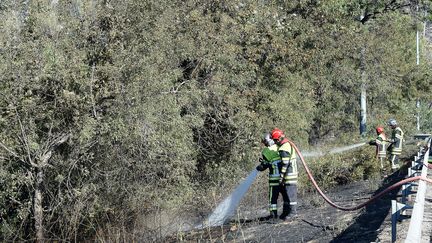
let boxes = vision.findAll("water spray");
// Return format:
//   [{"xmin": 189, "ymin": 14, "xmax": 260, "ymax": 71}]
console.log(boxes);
[
  {"xmin": 196, "ymin": 170, "xmax": 258, "ymax": 228},
  {"xmin": 302, "ymin": 142, "xmax": 366, "ymax": 158}
]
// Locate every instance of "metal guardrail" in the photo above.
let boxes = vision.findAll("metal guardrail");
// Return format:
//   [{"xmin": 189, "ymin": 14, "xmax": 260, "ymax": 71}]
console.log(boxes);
[
  {"xmin": 405, "ymin": 142, "xmax": 430, "ymax": 243},
  {"xmin": 400, "ymin": 134, "xmax": 431, "ymax": 243},
  {"xmin": 390, "ymin": 135, "xmax": 431, "ymax": 242}
]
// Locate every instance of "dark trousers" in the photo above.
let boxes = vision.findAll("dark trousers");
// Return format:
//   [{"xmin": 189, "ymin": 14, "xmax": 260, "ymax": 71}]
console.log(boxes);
[
  {"xmin": 285, "ymin": 184, "xmax": 298, "ymax": 214},
  {"xmin": 269, "ymin": 185, "xmax": 289, "ymax": 215}
]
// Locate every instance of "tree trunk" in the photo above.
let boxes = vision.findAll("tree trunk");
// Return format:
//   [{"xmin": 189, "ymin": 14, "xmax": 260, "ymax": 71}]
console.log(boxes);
[{"xmin": 34, "ymin": 167, "xmax": 44, "ymax": 242}]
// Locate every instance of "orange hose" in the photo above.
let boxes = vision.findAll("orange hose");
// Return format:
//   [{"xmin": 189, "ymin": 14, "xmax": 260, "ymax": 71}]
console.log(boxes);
[{"xmin": 286, "ymin": 139, "xmax": 432, "ymax": 211}]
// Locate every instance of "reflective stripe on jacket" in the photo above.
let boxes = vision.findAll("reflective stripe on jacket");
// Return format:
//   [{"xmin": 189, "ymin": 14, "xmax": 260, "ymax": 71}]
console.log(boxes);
[
  {"xmin": 376, "ymin": 133, "xmax": 387, "ymax": 158},
  {"xmin": 278, "ymin": 142, "xmax": 298, "ymax": 185},
  {"xmin": 390, "ymin": 127, "xmax": 404, "ymax": 155},
  {"xmin": 261, "ymin": 144, "xmax": 282, "ymax": 186}
]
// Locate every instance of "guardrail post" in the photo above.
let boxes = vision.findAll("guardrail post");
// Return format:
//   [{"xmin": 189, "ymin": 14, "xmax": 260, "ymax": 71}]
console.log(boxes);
[
  {"xmin": 401, "ymin": 184, "xmax": 414, "ymax": 204},
  {"xmin": 392, "ymin": 200, "xmax": 402, "ymax": 242},
  {"xmin": 392, "ymin": 200, "xmax": 412, "ymax": 242},
  {"xmin": 391, "ymin": 200, "xmax": 398, "ymax": 242}
]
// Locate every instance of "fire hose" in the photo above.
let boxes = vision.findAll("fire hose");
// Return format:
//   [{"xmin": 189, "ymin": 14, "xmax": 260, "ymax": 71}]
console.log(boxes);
[{"xmin": 286, "ymin": 138, "xmax": 432, "ymax": 211}]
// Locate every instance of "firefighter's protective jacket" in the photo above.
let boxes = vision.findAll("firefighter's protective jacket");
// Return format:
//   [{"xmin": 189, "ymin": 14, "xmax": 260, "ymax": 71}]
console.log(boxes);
[
  {"xmin": 376, "ymin": 133, "xmax": 387, "ymax": 158},
  {"xmin": 369, "ymin": 133, "xmax": 388, "ymax": 158},
  {"xmin": 389, "ymin": 127, "xmax": 404, "ymax": 156},
  {"xmin": 278, "ymin": 140, "xmax": 298, "ymax": 185}
]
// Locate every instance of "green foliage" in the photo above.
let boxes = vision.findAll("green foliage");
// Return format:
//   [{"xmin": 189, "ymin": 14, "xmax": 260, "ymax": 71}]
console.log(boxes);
[
  {"xmin": 0, "ymin": 0, "xmax": 431, "ymax": 241},
  {"xmin": 299, "ymin": 146, "xmax": 380, "ymax": 193}
]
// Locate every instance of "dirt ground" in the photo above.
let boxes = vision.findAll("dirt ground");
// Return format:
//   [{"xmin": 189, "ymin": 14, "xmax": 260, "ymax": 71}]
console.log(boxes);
[{"xmin": 168, "ymin": 170, "xmax": 408, "ymax": 243}]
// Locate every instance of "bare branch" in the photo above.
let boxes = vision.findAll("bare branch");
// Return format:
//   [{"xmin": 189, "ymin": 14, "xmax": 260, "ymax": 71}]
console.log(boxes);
[
  {"xmin": 14, "ymin": 108, "xmax": 34, "ymax": 166},
  {"xmin": 162, "ymin": 58, "xmax": 204, "ymax": 94},
  {"xmin": 90, "ymin": 64, "xmax": 98, "ymax": 118},
  {"xmin": 360, "ymin": 0, "xmax": 412, "ymax": 24},
  {"xmin": 39, "ymin": 151, "xmax": 53, "ymax": 168},
  {"xmin": 38, "ymin": 134, "xmax": 70, "ymax": 168},
  {"xmin": 0, "ymin": 141, "xmax": 24, "ymax": 162},
  {"xmin": 50, "ymin": 133, "xmax": 70, "ymax": 149},
  {"xmin": 29, "ymin": 161, "xmax": 40, "ymax": 168}
]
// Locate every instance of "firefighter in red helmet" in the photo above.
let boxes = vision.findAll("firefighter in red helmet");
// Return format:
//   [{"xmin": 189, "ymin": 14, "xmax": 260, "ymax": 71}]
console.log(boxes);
[
  {"xmin": 256, "ymin": 133, "xmax": 284, "ymax": 220},
  {"xmin": 368, "ymin": 126, "xmax": 387, "ymax": 169},
  {"xmin": 270, "ymin": 128, "xmax": 298, "ymax": 221}
]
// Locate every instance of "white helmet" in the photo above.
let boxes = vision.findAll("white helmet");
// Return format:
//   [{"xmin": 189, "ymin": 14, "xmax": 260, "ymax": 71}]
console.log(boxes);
[
  {"xmin": 262, "ymin": 133, "xmax": 274, "ymax": 147},
  {"xmin": 388, "ymin": 119, "xmax": 397, "ymax": 126}
]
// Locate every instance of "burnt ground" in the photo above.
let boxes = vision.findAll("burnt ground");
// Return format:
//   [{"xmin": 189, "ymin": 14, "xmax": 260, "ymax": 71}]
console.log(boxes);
[
  {"xmin": 167, "ymin": 170, "xmax": 408, "ymax": 243},
  {"xmin": 330, "ymin": 170, "xmax": 404, "ymax": 243}
]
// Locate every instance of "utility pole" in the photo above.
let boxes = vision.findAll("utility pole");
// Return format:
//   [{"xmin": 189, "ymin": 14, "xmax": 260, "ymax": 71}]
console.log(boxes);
[
  {"xmin": 416, "ymin": 23, "xmax": 420, "ymax": 131},
  {"xmin": 360, "ymin": 16, "xmax": 367, "ymax": 137},
  {"xmin": 416, "ymin": 99, "xmax": 420, "ymax": 131},
  {"xmin": 360, "ymin": 77, "xmax": 367, "ymax": 136},
  {"xmin": 417, "ymin": 20, "xmax": 420, "ymax": 66},
  {"xmin": 416, "ymin": 4, "xmax": 421, "ymax": 131}
]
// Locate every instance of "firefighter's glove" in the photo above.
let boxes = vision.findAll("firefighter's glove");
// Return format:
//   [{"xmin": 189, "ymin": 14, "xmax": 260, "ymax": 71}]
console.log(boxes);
[
  {"xmin": 279, "ymin": 177, "xmax": 285, "ymax": 186},
  {"xmin": 387, "ymin": 144, "xmax": 393, "ymax": 151},
  {"xmin": 259, "ymin": 158, "xmax": 269, "ymax": 166},
  {"xmin": 259, "ymin": 158, "xmax": 270, "ymax": 164},
  {"xmin": 368, "ymin": 140, "xmax": 375, "ymax": 145},
  {"xmin": 256, "ymin": 164, "xmax": 265, "ymax": 171}
]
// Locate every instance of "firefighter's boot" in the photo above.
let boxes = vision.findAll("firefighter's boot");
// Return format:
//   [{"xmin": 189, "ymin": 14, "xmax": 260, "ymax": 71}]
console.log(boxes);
[
  {"xmin": 289, "ymin": 205, "xmax": 298, "ymax": 220},
  {"xmin": 271, "ymin": 210, "xmax": 278, "ymax": 219},
  {"xmin": 265, "ymin": 210, "xmax": 278, "ymax": 220},
  {"xmin": 279, "ymin": 202, "xmax": 291, "ymax": 220}
]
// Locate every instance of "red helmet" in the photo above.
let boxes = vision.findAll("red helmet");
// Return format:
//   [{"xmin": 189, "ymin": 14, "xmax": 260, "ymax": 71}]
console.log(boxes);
[
  {"xmin": 271, "ymin": 128, "xmax": 284, "ymax": 140},
  {"xmin": 376, "ymin": 127, "xmax": 384, "ymax": 134}
]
